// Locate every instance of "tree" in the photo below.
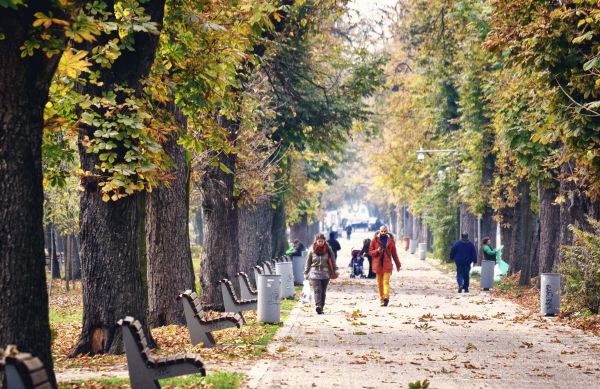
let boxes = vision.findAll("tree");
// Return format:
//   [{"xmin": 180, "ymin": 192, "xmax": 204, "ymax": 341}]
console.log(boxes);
[
  {"xmin": 0, "ymin": 2, "xmax": 95, "ymax": 383},
  {"xmin": 71, "ymin": 0, "xmax": 168, "ymax": 355}
]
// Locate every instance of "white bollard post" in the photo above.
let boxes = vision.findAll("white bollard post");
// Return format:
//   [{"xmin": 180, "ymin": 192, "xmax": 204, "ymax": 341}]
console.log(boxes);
[
  {"xmin": 480, "ymin": 260, "xmax": 495, "ymax": 290},
  {"xmin": 541, "ymin": 273, "xmax": 561, "ymax": 316},
  {"xmin": 257, "ymin": 274, "xmax": 281, "ymax": 323},
  {"xmin": 418, "ymin": 243, "xmax": 427, "ymax": 260},
  {"xmin": 409, "ymin": 239, "xmax": 417, "ymax": 254},
  {"xmin": 275, "ymin": 261, "xmax": 295, "ymax": 299}
]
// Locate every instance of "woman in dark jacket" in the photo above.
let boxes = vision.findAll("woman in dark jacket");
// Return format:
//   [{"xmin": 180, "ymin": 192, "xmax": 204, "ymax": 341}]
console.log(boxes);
[
  {"xmin": 304, "ymin": 233, "xmax": 338, "ymax": 314},
  {"xmin": 360, "ymin": 238, "xmax": 375, "ymax": 278}
]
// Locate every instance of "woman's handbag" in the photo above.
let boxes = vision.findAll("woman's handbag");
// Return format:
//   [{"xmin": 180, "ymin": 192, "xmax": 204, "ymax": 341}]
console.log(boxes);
[{"xmin": 328, "ymin": 257, "xmax": 338, "ymax": 279}]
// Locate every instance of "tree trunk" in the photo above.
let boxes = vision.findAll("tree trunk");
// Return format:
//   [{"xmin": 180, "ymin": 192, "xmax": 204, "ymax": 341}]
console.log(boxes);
[
  {"xmin": 200, "ymin": 116, "xmax": 239, "ymax": 308},
  {"xmin": 390, "ymin": 205, "xmax": 398, "ymax": 235},
  {"xmin": 309, "ymin": 217, "xmax": 320, "ymax": 241},
  {"xmin": 505, "ymin": 180, "xmax": 538, "ymax": 285},
  {"xmin": 193, "ymin": 207, "xmax": 204, "ymax": 246},
  {"xmin": 460, "ymin": 204, "xmax": 477, "ymax": 241},
  {"xmin": 73, "ymin": 0, "xmax": 166, "ymax": 354},
  {"xmin": 146, "ymin": 124, "xmax": 195, "ymax": 326},
  {"xmin": 50, "ymin": 226, "xmax": 61, "ymax": 279},
  {"xmin": 538, "ymin": 183, "xmax": 561, "ymax": 274},
  {"xmin": 558, "ymin": 163, "xmax": 600, "ymax": 267},
  {"xmin": 72, "ymin": 192, "xmax": 154, "ymax": 355},
  {"xmin": 413, "ymin": 217, "xmax": 422, "ymax": 242},
  {"xmin": 498, "ymin": 205, "xmax": 515, "ymax": 267},
  {"xmin": 0, "ymin": 6, "xmax": 63, "ymax": 385},
  {"xmin": 238, "ymin": 200, "xmax": 274, "ymax": 282},
  {"xmin": 271, "ymin": 200, "xmax": 288, "ymax": 257},
  {"xmin": 72, "ymin": 236, "xmax": 82, "ymax": 280},
  {"xmin": 290, "ymin": 214, "xmax": 310, "ymax": 250},
  {"xmin": 405, "ymin": 211, "xmax": 414, "ymax": 238},
  {"xmin": 65, "ymin": 235, "xmax": 72, "ymax": 291}
]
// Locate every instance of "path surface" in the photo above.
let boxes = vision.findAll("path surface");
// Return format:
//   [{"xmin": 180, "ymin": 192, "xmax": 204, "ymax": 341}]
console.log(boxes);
[{"xmin": 244, "ymin": 231, "xmax": 600, "ymax": 389}]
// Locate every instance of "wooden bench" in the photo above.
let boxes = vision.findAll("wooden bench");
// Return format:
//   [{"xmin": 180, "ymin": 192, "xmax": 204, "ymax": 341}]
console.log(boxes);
[
  {"xmin": 117, "ymin": 316, "xmax": 205, "ymax": 388},
  {"xmin": 218, "ymin": 279, "xmax": 258, "ymax": 324},
  {"xmin": 0, "ymin": 345, "xmax": 52, "ymax": 389},
  {"xmin": 177, "ymin": 290, "xmax": 242, "ymax": 347},
  {"xmin": 253, "ymin": 266, "xmax": 263, "ymax": 285},
  {"xmin": 236, "ymin": 272, "xmax": 258, "ymax": 301},
  {"xmin": 261, "ymin": 261, "xmax": 274, "ymax": 275}
]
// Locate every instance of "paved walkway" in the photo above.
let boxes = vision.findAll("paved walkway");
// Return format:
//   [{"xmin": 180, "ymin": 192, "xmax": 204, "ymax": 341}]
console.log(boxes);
[{"xmin": 244, "ymin": 231, "xmax": 600, "ymax": 389}]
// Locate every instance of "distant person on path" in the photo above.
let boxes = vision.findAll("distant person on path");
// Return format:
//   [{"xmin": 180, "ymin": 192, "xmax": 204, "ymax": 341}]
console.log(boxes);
[
  {"xmin": 327, "ymin": 232, "xmax": 341, "ymax": 259},
  {"xmin": 369, "ymin": 225, "xmax": 401, "ymax": 306},
  {"xmin": 304, "ymin": 233, "xmax": 338, "ymax": 314},
  {"xmin": 450, "ymin": 233, "xmax": 478, "ymax": 293},
  {"xmin": 345, "ymin": 224, "xmax": 353, "ymax": 240},
  {"xmin": 360, "ymin": 238, "xmax": 376, "ymax": 278},
  {"xmin": 332, "ymin": 222, "xmax": 339, "ymax": 239}
]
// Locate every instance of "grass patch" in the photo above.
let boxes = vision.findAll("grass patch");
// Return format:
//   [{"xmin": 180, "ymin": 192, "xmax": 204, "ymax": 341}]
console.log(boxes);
[
  {"xmin": 50, "ymin": 306, "xmax": 83, "ymax": 325},
  {"xmin": 59, "ymin": 371, "xmax": 243, "ymax": 389},
  {"xmin": 242, "ymin": 297, "xmax": 297, "ymax": 346}
]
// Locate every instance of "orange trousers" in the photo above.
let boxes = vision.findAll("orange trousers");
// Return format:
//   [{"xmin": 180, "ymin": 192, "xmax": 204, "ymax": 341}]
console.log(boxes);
[{"xmin": 376, "ymin": 272, "xmax": 392, "ymax": 300}]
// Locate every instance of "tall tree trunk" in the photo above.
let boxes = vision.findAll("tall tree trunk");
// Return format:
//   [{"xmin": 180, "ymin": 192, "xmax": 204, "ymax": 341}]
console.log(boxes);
[
  {"xmin": 498, "ymin": 206, "xmax": 515, "ymax": 266},
  {"xmin": 290, "ymin": 214, "xmax": 310, "ymax": 249},
  {"xmin": 200, "ymin": 116, "xmax": 239, "ymax": 308},
  {"xmin": 146, "ymin": 122, "xmax": 195, "ymax": 326},
  {"xmin": 413, "ymin": 217, "xmax": 422, "ymax": 242},
  {"xmin": 538, "ymin": 183, "xmax": 561, "ymax": 274},
  {"xmin": 558, "ymin": 162, "xmax": 600, "ymax": 266},
  {"xmin": 505, "ymin": 180, "xmax": 538, "ymax": 285},
  {"xmin": 271, "ymin": 200, "xmax": 288, "ymax": 257},
  {"xmin": 65, "ymin": 235, "xmax": 72, "ymax": 291},
  {"xmin": 193, "ymin": 207, "xmax": 204, "ymax": 246},
  {"xmin": 481, "ymin": 127, "xmax": 496, "ymax": 247},
  {"xmin": 309, "ymin": 217, "xmax": 320, "ymax": 241},
  {"xmin": 0, "ymin": 5, "xmax": 63, "ymax": 384},
  {"xmin": 73, "ymin": 193, "xmax": 153, "ymax": 355},
  {"xmin": 405, "ymin": 211, "xmax": 414, "ymax": 238},
  {"xmin": 50, "ymin": 225, "xmax": 61, "ymax": 279},
  {"xmin": 238, "ymin": 200, "xmax": 273, "ymax": 282},
  {"xmin": 390, "ymin": 204, "xmax": 398, "ymax": 235},
  {"xmin": 72, "ymin": 236, "xmax": 81, "ymax": 280},
  {"xmin": 460, "ymin": 204, "xmax": 477, "ymax": 241},
  {"xmin": 73, "ymin": 0, "xmax": 166, "ymax": 354}
]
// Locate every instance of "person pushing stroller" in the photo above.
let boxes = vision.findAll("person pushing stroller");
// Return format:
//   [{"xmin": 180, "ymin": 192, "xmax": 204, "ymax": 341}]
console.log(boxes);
[{"xmin": 349, "ymin": 249, "xmax": 365, "ymax": 278}]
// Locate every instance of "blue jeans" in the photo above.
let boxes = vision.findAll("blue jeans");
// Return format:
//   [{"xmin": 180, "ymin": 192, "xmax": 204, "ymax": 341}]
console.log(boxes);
[{"xmin": 456, "ymin": 262, "xmax": 471, "ymax": 290}]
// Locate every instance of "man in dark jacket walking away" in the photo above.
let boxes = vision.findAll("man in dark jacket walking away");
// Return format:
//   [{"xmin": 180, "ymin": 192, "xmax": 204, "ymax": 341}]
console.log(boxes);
[
  {"xmin": 450, "ymin": 233, "xmax": 477, "ymax": 293},
  {"xmin": 327, "ymin": 232, "xmax": 341, "ymax": 259}
]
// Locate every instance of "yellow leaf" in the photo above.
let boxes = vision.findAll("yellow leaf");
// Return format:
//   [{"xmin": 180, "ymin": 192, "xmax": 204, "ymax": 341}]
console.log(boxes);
[
  {"xmin": 58, "ymin": 49, "xmax": 91, "ymax": 78},
  {"xmin": 101, "ymin": 193, "xmax": 110, "ymax": 202}
]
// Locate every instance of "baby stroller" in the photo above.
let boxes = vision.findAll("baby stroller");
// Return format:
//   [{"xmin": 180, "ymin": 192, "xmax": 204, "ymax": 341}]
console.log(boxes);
[{"xmin": 350, "ymin": 249, "xmax": 365, "ymax": 278}]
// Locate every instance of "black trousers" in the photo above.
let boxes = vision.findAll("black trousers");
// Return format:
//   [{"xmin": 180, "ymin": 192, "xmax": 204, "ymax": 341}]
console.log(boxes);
[{"xmin": 310, "ymin": 279, "xmax": 330, "ymax": 309}]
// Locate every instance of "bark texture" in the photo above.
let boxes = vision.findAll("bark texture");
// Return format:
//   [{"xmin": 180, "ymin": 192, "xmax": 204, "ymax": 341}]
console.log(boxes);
[
  {"xmin": 146, "ymin": 127, "xmax": 195, "ymax": 326},
  {"xmin": 200, "ymin": 116, "xmax": 239, "ymax": 308},
  {"xmin": 73, "ymin": 0, "xmax": 166, "ymax": 354},
  {"xmin": 238, "ymin": 200, "xmax": 273, "ymax": 281},
  {"xmin": 290, "ymin": 214, "xmax": 310, "ymax": 250},
  {"xmin": 0, "ymin": 6, "xmax": 63, "ymax": 385},
  {"xmin": 504, "ymin": 181, "xmax": 539, "ymax": 285},
  {"xmin": 271, "ymin": 200, "xmax": 288, "ymax": 257},
  {"xmin": 558, "ymin": 163, "xmax": 600, "ymax": 264},
  {"xmin": 538, "ymin": 183, "xmax": 561, "ymax": 274}
]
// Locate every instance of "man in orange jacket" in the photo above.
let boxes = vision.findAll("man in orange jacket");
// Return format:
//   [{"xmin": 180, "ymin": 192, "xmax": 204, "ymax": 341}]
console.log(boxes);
[{"xmin": 369, "ymin": 225, "xmax": 401, "ymax": 306}]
